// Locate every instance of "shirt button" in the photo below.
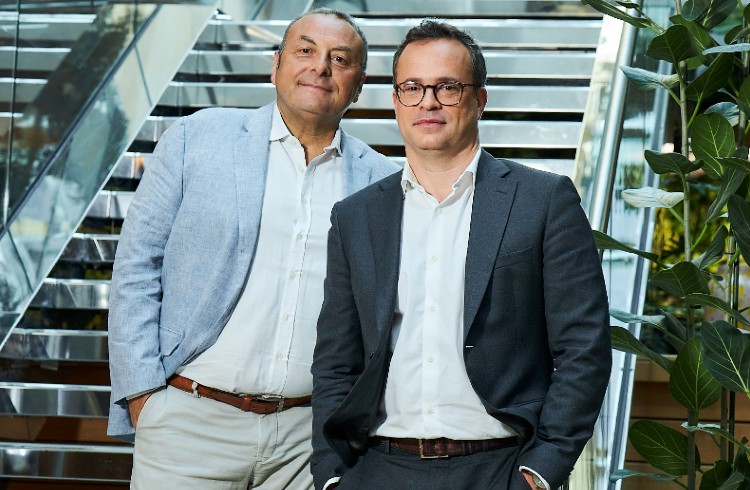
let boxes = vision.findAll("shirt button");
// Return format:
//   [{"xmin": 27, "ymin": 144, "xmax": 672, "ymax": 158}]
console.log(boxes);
[
  {"xmin": 283, "ymin": 313, "xmax": 290, "ymax": 321},
  {"xmin": 276, "ymin": 353, "xmax": 284, "ymax": 360},
  {"xmin": 429, "ymin": 305, "xmax": 437, "ymax": 312},
  {"xmin": 289, "ymin": 271, "xmax": 297, "ymax": 279},
  {"xmin": 427, "ymin": 356, "xmax": 434, "ymax": 363},
  {"xmin": 426, "ymin": 408, "xmax": 434, "ymax": 415},
  {"xmin": 296, "ymin": 233, "xmax": 303, "ymax": 241},
  {"xmin": 431, "ymin": 256, "xmax": 439, "ymax": 262}
]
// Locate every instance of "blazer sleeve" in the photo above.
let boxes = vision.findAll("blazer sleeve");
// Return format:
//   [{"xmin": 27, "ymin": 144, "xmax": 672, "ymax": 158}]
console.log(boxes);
[
  {"xmin": 311, "ymin": 203, "xmax": 366, "ymax": 489},
  {"xmin": 516, "ymin": 176, "xmax": 611, "ymax": 487},
  {"xmin": 108, "ymin": 117, "xmax": 186, "ymax": 421}
]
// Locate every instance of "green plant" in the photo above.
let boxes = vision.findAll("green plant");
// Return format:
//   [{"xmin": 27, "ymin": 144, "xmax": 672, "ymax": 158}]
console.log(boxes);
[{"xmin": 580, "ymin": 0, "xmax": 750, "ymax": 488}]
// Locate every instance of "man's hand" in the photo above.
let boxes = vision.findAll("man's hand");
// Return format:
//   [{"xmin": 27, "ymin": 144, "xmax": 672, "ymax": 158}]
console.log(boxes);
[
  {"xmin": 522, "ymin": 471, "xmax": 536, "ymax": 489},
  {"xmin": 521, "ymin": 470, "xmax": 546, "ymax": 489},
  {"xmin": 127, "ymin": 392, "xmax": 153, "ymax": 428}
]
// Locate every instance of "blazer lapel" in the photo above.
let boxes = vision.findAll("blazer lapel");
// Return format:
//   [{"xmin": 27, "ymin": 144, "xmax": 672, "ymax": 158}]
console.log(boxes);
[
  {"xmin": 367, "ymin": 175, "xmax": 404, "ymax": 336},
  {"xmin": 341, "ymin": 131, "xmax": 371, "ymax": 195},
  {"xmin": 464, "ymin": 152, "xmax": 516, "ymax": 339},
  {"xmin": 234, "ymin": 104, "xmax": 273, "ymax": 269}
]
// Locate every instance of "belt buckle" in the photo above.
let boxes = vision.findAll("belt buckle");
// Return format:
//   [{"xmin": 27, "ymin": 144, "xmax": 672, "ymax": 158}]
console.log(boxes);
[
  {"xmin": 418, "ymin": 439, "xmax": 448, "ymax": 459},
  {"xmin": 258, "ymin": 394, "xmax": 284, "ymax": 412}
]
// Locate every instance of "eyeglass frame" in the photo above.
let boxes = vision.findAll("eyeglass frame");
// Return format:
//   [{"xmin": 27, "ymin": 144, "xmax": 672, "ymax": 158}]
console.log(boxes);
[{"xmin": 393, "ymin": 80, "xmax": 481, "ymax": 107}]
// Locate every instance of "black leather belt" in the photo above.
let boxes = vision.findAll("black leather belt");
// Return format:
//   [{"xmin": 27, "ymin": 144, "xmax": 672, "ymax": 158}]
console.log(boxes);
[{"xmin": 371, "ymin": 436, "xmax": 519, "ymax": 459}]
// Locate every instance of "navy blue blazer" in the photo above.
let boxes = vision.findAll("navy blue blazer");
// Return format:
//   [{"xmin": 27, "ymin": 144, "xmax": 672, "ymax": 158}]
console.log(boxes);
[{"xmin": 311, "ymin": 150, "xmax": 611, "ymax": 489}]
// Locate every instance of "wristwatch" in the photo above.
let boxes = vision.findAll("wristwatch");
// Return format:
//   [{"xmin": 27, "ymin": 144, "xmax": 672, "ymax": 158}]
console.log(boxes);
[{"xmin": 524, "ymin": 471, "xmax": 545, "ymax": 489}]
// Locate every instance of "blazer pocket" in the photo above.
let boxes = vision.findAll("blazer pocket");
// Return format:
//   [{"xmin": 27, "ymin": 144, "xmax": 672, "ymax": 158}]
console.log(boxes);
[
  {"xmin": 158, "ymin": 325, "xmax": 183, "ymax": 357},
  {"xmin": 493, "ymin": 246, "xmax": 532, "ymax": 270}
]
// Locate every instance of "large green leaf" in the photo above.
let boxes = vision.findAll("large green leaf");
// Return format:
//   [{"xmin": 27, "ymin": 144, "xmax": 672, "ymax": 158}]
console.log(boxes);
[
  {"xmin": 717, "ymin": 472, "xmax": 748, "ymax": 490},
  {"xmin": 687, "ymin": 53, "xmax": 734, "ymax": 102},
  {"xmin": 728, "ymin": 195, "xmax": 750, "ymax": 266},
  {"xmin": 611, "ymin": 325, "xmax": 674, "ymax": 372},
  {"xmin": 610, "ymin": 469, "xmax": 679, "ymax": 482},
  {"xmin": 707, "ymin": 168, "xmax": 747, "ymax": 222},
  {"xmin": 735, "ymin": 77, "xmax": 750, "ymax": 121},
  {"xmin": 692, "ymin": 112, "xmax": 736, "ymax": 180},
  {"xmin": 663, "ymin": 310, "xmax": 689, "ymax": 341},
  {"xmin": 647, "ymin": 25, "xmax": 699, "ymax": 63},
  {"xmin": 593, "ymin": 230, "xmax": 661, "ymax": 263},
  {"xmin": 669, "ymin": 337, "xmax": 722, "ymax": 411},
  {"xmin": 705, "ymin": 102, "xmax": 739, "ymax": 126},
  {"xmin": 718, "ymin": 157, "xmax": 750, "ymax": 172},
  {"xmin": 701, "ymin": 320, "xmax": 750, "ymax": 395},
  {"xmin": 681, "ymin": 0, "xmax": 709, "ymax": 20},
  {"xmin": 610, "ymin": 308, "xmax": 664, "ymax": 327},
  {"xmin": 612, "ymin": 308, "xmax": 686, "ymax": 348},
  {"xmin": 696, "ymin": 226, "xmax": 729, "ymax": 268},
  {"xmin": 702, "ymin": 0, "xmax": 740, "ymax": 29},
  {"xmin": 629, "ymin": 420, "xmax": 700, "ymax": 476},
  {"xmin": 701, "ymin": 460, "xmax": 734, "ymax": 490},
  {"xmin": 645, "ymin": 150, "xmax": 700, "ymax": 175},
  {"xmin": 685, "ymin": 423, "xmax": 750, "ymax": 454},
  {"xmin": 728, "ymin": 26, "xmax": 750, "ymax": 43},
  {"xmin": 651, "ymin": 261, "xmax": 710, "ymax": 297},
  {"xmin": 580, "ymin": 0, "xmax": 655, "ymax": 28},
  {"xmin": 672, "ymin": 15, "xmax": 719, "ymax": 65},
  {"xmin": 684, "ymin": 294, "xmax": 750, "ymax": 326},
  {"xmin": 704, "ymin": 43, "xmax": 750, "ymax": 54},
  {"xmin": 622, "ymin": 187, "xmax": 684, "ymax": 208},
  {"xmin": 621, "ymin": 65, "xmax": 680, "ymax": 91}
]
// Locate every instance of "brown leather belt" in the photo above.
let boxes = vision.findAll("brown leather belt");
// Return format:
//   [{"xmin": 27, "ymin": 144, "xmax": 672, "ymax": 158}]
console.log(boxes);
[
  {"xmin": 372, "ymin": 436, "xmax": 519, "ymax": 459},
  {"xmin": 168, "ymin": 375, "xmax": 311, "ymax": 414}
]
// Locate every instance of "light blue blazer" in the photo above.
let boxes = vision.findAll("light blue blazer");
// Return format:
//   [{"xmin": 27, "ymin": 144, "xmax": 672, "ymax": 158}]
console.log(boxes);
[{"xmin": 107, "ymin": 102, "xmax": 399, "ymax": 441}]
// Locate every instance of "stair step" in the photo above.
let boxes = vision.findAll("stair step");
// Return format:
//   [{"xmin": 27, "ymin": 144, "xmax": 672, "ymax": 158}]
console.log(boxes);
[
  {"xmin": 135, "ymin": 116, "xmax": 581, "ymax": 149},
  {"xmin": 31, "ymin": 279, "xmax": 110, "ymax": 310},
  {"xmin": 0, "ymin": 329, "xmax": 108, "ymax": 362},
  {"xmin": 0, "ymin": 442, "xmax": 131, "ymax": 482},
  {"xmin": 0, "ymin": 47, "xmax": 69, "ymax": 72},
  {"xmin": 177, "ymin": 48, "xmax": 596, "ymax": 79},
  {"xmin": 162, "ymin": 82, "xmax": 590, "ymax": 112},
  {"xmin": 198, "ymin": 18, "xmax": 602, "ymax": 48},
  {"xmin": 0, "ymin": 13, "xmax": 95, "ymax": 45},
  {"xmin": 0, "ymin": 382, "xmax": 109, "ymax": 417}
]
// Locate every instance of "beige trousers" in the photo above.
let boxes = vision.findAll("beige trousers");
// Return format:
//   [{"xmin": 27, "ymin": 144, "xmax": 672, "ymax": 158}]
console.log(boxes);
[{"xmin": 131, "ymin": 385, "xmax": 314, "ymax": 489}]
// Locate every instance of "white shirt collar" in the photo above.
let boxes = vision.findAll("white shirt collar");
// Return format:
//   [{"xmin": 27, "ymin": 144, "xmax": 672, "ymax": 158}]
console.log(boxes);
[
  {"xmin": 270, "ymin": 103, "xmax": 343, "ymax": 156},
  {"xmin": 401, "ymin": 149, "xmax": 480, "ymax": 196}
]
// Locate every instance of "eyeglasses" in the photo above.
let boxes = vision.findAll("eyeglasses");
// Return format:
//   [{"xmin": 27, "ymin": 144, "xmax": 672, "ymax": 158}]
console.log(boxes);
[{"xmin": 393, "ymin": 81, "xmax": 480, "ymax": 107}]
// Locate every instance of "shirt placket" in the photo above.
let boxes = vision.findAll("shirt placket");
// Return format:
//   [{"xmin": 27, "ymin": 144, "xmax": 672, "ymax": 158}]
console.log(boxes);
[
  {"xmin": 273, "ymin": 138, "xmax": 312, "ymax": 393},
  {"xmin": 422, "ymin": 199, "xmax": 444, "ymax": 436}
]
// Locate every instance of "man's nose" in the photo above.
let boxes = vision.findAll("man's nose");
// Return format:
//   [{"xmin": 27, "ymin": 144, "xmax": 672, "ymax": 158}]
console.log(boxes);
[
  {"xmin": 420, "ymin": 87, "xmax": 442, "ymax": 109},
  {"xmin": 311, "ymin": 54, "xmax": 332, "ymax": 76}
]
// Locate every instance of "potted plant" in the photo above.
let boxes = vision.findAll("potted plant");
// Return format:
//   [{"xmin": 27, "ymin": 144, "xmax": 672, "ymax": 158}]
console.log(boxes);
[{"xmin": 579, "ymin": 0, "xmax": 750, "ymax": 487}]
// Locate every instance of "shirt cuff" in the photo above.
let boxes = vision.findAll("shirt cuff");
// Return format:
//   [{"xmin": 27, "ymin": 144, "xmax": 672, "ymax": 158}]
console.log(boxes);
[
  {"xmin": 126, "ymin": 387, "xmax": 160, "ymax": 401},
  {"xmin": 323, "ymin": 476, "xmax": 341, "ymax": 489},
  {"xmin": 518, "ymin": 466, "xmax": 551, "ymax": 490}
]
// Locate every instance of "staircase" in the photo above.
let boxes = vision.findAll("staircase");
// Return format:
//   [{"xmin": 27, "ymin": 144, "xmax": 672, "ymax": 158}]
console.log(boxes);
[{"xmin": 0, "ymin": 0, "xmax": 607, "ymax": 485}]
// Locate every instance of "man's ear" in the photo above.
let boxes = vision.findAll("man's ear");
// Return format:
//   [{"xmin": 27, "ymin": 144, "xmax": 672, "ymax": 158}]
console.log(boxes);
[
  {"xmin": 271, "ymin": 52, "xmax": 280, "ymax": 85},
  {"xmin": 476, "ymin": 86, "xmax": 488, "ymax": 119},
  {"xmin": 353, "ymin": 73, "xmax": 366, "ymax": 103}
]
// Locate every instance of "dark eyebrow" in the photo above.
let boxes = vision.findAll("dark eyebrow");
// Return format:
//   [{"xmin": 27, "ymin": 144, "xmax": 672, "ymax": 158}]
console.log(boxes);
[
  {"xmin": 298, "ymin": 35, "xmax": 354, "ymax": 54},
  {"xmin": 299, "ymin": 35, "xmax": 317, "ymax": 45}
]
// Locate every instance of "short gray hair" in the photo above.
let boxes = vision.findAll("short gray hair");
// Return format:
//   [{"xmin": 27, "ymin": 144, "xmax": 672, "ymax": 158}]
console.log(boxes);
[{"xmin": 277, "ymin": 8, "xmax": 368, "ymax": 72}]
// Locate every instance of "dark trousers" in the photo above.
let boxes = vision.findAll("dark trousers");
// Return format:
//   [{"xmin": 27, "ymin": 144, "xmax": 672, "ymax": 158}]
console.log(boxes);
[{"xmin": 336, "ymin": 441, "xmax": 530, "ymax": 490}]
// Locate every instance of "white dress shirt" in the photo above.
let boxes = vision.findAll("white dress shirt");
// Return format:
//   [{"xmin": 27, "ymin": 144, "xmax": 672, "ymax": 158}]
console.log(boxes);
[
  {"xmin": 372, "ymin": 149, "xmax": 517, "ymax": 439},
  {"xmin": 178, "ymin": 104, "xmax": 344, "ymax": 397}
]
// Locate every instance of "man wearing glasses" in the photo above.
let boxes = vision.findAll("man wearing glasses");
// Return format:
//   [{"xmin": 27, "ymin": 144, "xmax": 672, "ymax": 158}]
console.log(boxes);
[{"xmin": 311, "ymin": 20, "xmax": 611, "ymax": 490}]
